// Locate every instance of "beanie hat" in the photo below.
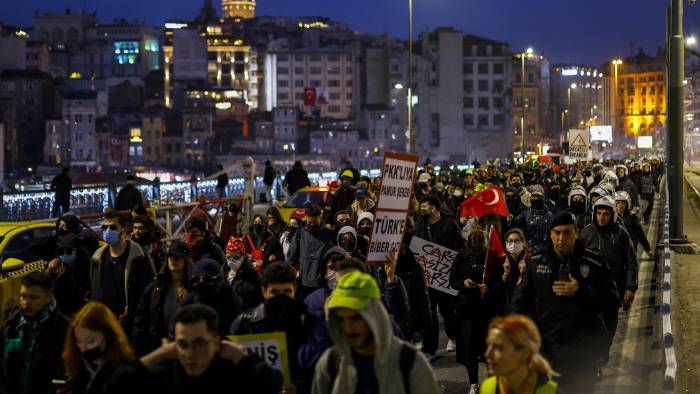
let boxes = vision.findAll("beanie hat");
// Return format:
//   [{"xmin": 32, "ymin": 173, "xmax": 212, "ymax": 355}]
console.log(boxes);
[
  {"xmin": 327, "ymin": 271, "xmax": 381, "ymax": 311},
  {"xmin": 192, "ymin": 258, "xmax": 221, "ymax": 277}
]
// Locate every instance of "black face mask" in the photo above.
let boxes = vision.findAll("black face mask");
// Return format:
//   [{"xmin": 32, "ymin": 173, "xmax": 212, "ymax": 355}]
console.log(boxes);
[
  {"xmin": 264, "ymin": 294, "xmax": 302, "ymax": 326},
  {"xmin": 511, "ymin": 182, "xmax": 521, "ymax": 189},
  {"xmin": 570, "ymin": 200, "xmax": 586, "ymax": 215},
  {"xmin": 253, "ymin": 224, "xmax": 264, "ymax": 233},
  {"xmin": 419, "ymin": 183, "xmax": 429, "ymax": 190},
  {"xmin": 307, "ymin": 222, "xmax": 320, "ymax": 231},
  {"xmin": 336, "ymin": 220, "xmax": 350, "ymax": 228},
  {"xmin": 547, "ymin": 189, "xmax": 560, "ymax": 201},
  {"xmin": 359, "ymin": 227, "xmax": 372, "ymax": 236},
  {"xmin": 531, "ymin": 198, "xmax": 545, "ymax": 210},
  {"xmin": 81, "ymin": 346, "xmax": 105, "ymax": 363}
]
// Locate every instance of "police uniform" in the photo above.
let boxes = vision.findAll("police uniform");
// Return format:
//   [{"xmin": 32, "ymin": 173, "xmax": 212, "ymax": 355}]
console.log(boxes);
[{"xmin": 510, "ymin": 239, "xmax": 619, "ymax": 394}]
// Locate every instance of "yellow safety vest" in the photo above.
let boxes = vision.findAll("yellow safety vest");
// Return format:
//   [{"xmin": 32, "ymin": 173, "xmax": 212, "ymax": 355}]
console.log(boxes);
[{"xmin": 479, "ymin": 375, "xmax": 558, "ymax": 394}]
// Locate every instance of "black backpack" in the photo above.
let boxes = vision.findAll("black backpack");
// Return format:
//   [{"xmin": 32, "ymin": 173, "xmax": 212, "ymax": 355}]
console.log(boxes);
[{"xmin": 326, "ymin": 342, "xmax": 416, "ymax": 394}]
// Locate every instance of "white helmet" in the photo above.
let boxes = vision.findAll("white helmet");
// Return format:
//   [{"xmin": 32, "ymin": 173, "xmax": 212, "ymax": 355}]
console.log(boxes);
[
  {"xmin": 614, "ymin": 164, "xmax": 628, "ymax": 177},
  {"xmin": 603, "ymin": 171, "xmax": 619, "ymax": 187},
  {"xmin": 613, "ymin": 191, "xmax": 632, "ymax": 214},
  {"xmin": 588, "ymin": 186, "xmax": 607, "ymax": 200},
  {"xmin": 568, "ymin": 187, "xmax": 588, "ymax": 208},
  {"xmin": 598, "ymin": 181, "xmax": 616, "ymax": 196},
  {"xmin": 593, "ymin": 195, "xmax": 618, "ymax": 225}
]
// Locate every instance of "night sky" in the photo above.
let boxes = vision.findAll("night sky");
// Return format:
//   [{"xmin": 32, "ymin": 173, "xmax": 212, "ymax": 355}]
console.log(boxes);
[{"xmin": 3, "ymin": 0, "xmax": 697, "ymax": 65}]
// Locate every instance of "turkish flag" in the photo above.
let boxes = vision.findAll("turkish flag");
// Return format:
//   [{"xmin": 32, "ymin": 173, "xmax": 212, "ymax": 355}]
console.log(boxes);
[
  {"xmin": 303, "ymin": 87, "xmax": 316, "ymax": 106},
  {"xmin": 459, "ymin": 186, "xmax": 509, "ymax": 218},
  {"xmin": 484, "ymin": 226, "xmax": 506, "ymax": 280}
]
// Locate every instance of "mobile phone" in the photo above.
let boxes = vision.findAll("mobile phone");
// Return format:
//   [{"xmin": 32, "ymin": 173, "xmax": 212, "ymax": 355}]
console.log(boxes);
[
  {"xmin": 558, "ymin": 264, "xmax": 570, "ymax": 281},
  {"xmin": 52, "ymin": 379, "xmax": 68, "ymax": 390}
]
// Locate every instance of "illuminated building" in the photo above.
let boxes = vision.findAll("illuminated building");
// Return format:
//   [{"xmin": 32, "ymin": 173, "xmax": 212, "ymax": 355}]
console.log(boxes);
[
  {"xmin": 551, "ymin": 64, "xmax": 608, "ymax": 137},
  {"xmin": 222, "ymin": 0, "xmax": 256, "ymax": 20},
  {"xmin": 610, "ymin": 50, "xmax": 666, "ymax": 140},
  {"xmin": 61, "ymin": 90, "xmax": 98, "ymax": 168},
  {"xmin": 511, "ymin": 50, "xmax": 551, "ymax": 151},
  {"xmin": 163, "ymin": 22, "xmax": 259, "ymax": 112}
]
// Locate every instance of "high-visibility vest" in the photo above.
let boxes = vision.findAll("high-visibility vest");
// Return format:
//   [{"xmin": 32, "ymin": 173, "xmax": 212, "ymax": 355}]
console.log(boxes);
[{"xmin": 479, "ymin": 375, "xmax": 558, "ymax": 394}]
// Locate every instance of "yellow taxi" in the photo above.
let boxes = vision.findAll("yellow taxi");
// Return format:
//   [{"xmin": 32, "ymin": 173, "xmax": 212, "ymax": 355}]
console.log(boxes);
[
  {"xmin": 0, "ymin": 221, "xmax": 57, "ymax": 320},
  {"xmin": 277, "ymin": 186, "xmax": 329, "ymax": 222}
]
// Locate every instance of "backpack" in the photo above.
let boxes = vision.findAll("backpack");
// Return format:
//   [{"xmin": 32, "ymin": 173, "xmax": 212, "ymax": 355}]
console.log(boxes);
[{"xmin": 326, "ymin": 342, "xmax": 416, "ymax": 394}]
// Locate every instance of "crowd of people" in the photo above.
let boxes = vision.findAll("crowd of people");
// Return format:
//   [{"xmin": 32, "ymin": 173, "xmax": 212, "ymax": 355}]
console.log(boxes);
[{"xmin": 0, "ymin": 156, "xmax": 666, "ymax": 394}]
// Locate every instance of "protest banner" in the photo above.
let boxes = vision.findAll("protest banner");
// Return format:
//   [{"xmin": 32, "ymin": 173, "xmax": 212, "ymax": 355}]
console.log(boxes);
[
  {"xmin": 227, "ymin": 332, "xmax": 291, "ymax": 385},
  {"xmin": 568, "ymin": 129, "xmax": 590, "ymax": 160},
  {"xmin": 366, "ymin": 152, "xmax": 418, "ymax": 264},
  {"xmin": 409, "ymin": 236, "xmax": 459, "ymax": 296}
]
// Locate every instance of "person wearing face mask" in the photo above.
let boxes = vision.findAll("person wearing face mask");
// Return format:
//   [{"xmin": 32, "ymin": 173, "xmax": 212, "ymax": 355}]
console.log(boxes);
[
  {"xmin": 355, "ymin": 212, "xmax": 374, "ymax": 254},
  {"xmin": 279, "ymin": 217, "xmax": 301, "ymax": 260},
  {"xmin": 326, "ymin": 171, "xmax": 358, "ymax": 224},
  {"xmin": 245, "ymin": 214, "xmax": 284, "ymax": 272},
  {"xmin": 545, "ymin": 183, "xmax": 567, "ymax": 213},
  {"xmin": 415, "ymin": 172, "xmax": 434, "ymax": 202},
  {"xmin": 230, "ymin": 262, "xmax": 311, "ymax": 391},
  {"xmin": 265, "ymin": 206, "xmax": 287, "ymax": 239},
  {"xmin": 330, "ymin": 210, "xmax": 353, "ymax": 244},
  {"xmin": 132, "ymin": 241, "xmax": 193, "ymax": 357},
  {"xmin": 504, "ymin": 187, "xmax": 524, "ymax": 220},
  {"xmin": 614, "ymin": 191, "xmax": 652, "ymax": 257},
  {"xmin": 184, "ymin": 217, "xmax": 225, "ymax": 266},
  {"xmin": 446, "ymin": 185, "xmax": 466, "ymax": 217},
  {"xmin": 415, "ymin": 195, "xmax": 462, "ymax": 360},
  {"xmin": 215, "ymin": 199, "xmax": 248, "ymax": 242},
  {"xmin": 350, "ymin": 188, "xmax": 376, "ymax": 225},
  {"xmin": 580, "ymin": 196, "xmax": 638, "ymax": 368},
  {"xmin": 336, "ymin": 225, "xmax": 365, "ymax": 261},
  {"xmin": 637, "ymin": 162, "xmax": 657, "ymax": 224},
  {"xmin": 0, "ymin": 272, "xmax": 70, "ymax": 394},
  {"xmin": 615, "ymin": 165, "xmax": 640, "ymax": 210},
  {"xmin": 62, "ymin": 302, "xmax": 150, "ymax": 394},
  {"xmin": 183, "ymin": 259, "xmax": 242, "ymax": 337},
  {"xmin": 501, "ymin": 229, "xmax": 529, "ymax": 310},
  {"xmin": 222, "ymin": 236, "xmax": 262, "ymax": 310},
  {"xmin": 512, "ymin": 191, "xmax": 553, "ymax": 256},
  {"xmin": 90, "ymin": 210, "xmax": 155, "ymax": 337},
  {"xmin": 568, "ymin": 187, "xmax": 589, "ymax": 230},
  {"xmin": 288, "ymin": 204, "xmax": 333, "ymax": 299},
  {"xmin": 47, "ymin": 233, "xmax": 90, "ymax": 317},
  {"xmin": 450, "ymin": 229, "xmax": 497, "ymax": 393}
]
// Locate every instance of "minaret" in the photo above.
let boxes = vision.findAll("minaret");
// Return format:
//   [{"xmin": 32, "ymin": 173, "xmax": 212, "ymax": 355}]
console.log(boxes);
[{"xmin": 221, "ymin": 0, "xmax": 256, "ymax": 20}]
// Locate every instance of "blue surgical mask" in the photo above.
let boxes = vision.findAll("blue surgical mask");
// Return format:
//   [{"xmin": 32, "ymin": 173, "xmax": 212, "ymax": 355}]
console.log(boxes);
[
  {"xmin": 103, "ymin": 229, "xmax": 121, "ymax": 245},
  {"xmin": 60, "ymin": 250, "xmax": 77, "ymax": 266}
]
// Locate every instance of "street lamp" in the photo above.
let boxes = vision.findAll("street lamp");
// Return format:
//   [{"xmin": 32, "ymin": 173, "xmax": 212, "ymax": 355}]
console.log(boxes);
[
  {"xmin": 566, "ymin": 83, "xmax": 576, "ymax": 131},
  {"xmin": 687, "ymin": 35, "xmax": 697, "ymax": 46},
  {"xmin": 520, "ymin": 47, "xmax": 534, "ymax": 157},
  {"xmin": 612, "ymin": 59, "xmax": 623, "ymax": 140},
  {"xmin": 406, "ymin": 0, "xmax": 415, "ymax": 154}
]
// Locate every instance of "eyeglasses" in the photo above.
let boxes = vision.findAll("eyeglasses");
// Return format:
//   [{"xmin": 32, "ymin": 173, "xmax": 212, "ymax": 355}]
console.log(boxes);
[
  {"xmin": 101, "ymin": 224, "xmax": 119, "ymax": 231},
  {"xmin": 175, "ymin": 337, "xmax": 215, "ymax": 352}
]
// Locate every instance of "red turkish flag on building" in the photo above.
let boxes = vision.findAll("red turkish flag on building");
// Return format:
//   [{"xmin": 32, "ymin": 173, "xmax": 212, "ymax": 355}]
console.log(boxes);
[
  {"xmin": 303, "ymin": 87, "xmax": 316, "ymax": 106},
  {"xmin": 459, "ymin": 186, "xmax": 509, "ymax": 218},
  {"xmin": 484, "ymin": 226, "xmax": 506, "ymax": 280}
]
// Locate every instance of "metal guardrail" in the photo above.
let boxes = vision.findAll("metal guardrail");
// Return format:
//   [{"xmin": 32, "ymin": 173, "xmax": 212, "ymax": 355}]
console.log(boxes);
[{"xmin": 662, "ymin": 172, "xmax": 677, "ymax": 390}]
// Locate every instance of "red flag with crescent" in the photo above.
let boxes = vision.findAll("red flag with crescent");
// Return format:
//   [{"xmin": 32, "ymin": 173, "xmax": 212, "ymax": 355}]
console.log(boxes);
[
  {"xmin": 484, "ymin": 226, "xmax": 506, "ymax": 279},
  {"xmin": 459, "ymin": 186, "xmax": 509, "ymax": 218},
  {"xmin": 303, "ymin": 87, "xmax": 316, "ymax": 106}
]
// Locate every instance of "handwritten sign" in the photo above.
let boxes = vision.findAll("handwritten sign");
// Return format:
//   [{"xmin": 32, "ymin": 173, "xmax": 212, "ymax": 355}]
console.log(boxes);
[
  {"xmin": 409, "ymin": 236, "xmax": 458, "ymax": 296},
  {"xmin": 366, "ymin": 152, "xmax": 418, "ymax": 264},
  {"xmin": 227, "ymin": 332, "xmax": 291, "ymax": 385}
]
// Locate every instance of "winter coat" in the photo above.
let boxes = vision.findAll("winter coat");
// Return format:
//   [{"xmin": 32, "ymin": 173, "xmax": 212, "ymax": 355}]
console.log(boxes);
[
  {"xmin": 287, "ymin": 226, "xmax": 333, "ymax": 288},
  {"xmin": 580, "ymin": 222, "xmax": 638, "ymax": 298},
  {"xmin": 51, "ymin": 173, "xmax": 72, "ymax": 203},
  {"xmin": 67, "ymin": 360, "xmax": 150, "ymax": 394},
  {"xmin": 90, "ymin": 241, "xmax": 155, "ymax": 333},
  {"xmin": 621, "ymin": 212, "xmax": 651, "ymax": 252},
  {"xmin": 0, "ymin": 304, "xmax": 70, "ymax": 394},
  {"xmin": 509, "ymin": 241, "xmax": 618, "ymax": 367},
  {"xmin": 114, "ymin": 184, "xmax": 143, "ymax": 212},
  {"xmin": 512, "ymin": 207, "xmax": 554, "ymax": 255},
  {"xmin": 311, "ymin": 300, "xmax": 441, "ymax": 394},
  {"xmin": 284, "ymin": 168, "xmax": 311, "ymax": 195},
  {"xmin": 221, "ymin": 258, "xmax": 262, "ymax": 310},
  {"xmin": 395, "ymin": 236, "xmax": 432, "ymax": 337},
  {"xmin": 183, "ymin": 280, "xmax": 242, "ymax": 337}
]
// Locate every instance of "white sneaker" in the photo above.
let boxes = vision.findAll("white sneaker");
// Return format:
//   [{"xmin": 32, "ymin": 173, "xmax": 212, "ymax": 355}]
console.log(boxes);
[
  {"xmin": 468, "ymin": 384, "xmax": 479, "ymax": 394},
  {"xmin": 446, "ymin": 339, "xmax": 456, "ymax": 352}
]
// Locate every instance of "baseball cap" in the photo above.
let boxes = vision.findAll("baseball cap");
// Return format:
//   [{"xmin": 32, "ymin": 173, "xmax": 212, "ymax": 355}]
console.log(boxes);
[
  {"xmin": 417, "ymin": 172, "xmax": 431, "ymax": 184},
  {"xmin": 355, "ymin": 188, "xmax": 368, "ymax": 199},
  {"xmin": 327, "ymin": 271, "xmax": 381, "ymax": 311},
  {"xmin": 192, "ymin": 258, "xmax": 221, "ymax": 278},
  {"xmin": 167, "ymin": 240, "xmax": 191, "ymax": 258}
]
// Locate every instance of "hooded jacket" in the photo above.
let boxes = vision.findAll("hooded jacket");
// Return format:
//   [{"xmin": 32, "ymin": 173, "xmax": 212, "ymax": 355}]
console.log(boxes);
[
  {"xmin": 312, "ymin": 299, "xmax": 440, "ymax": 394},
  {"xmin": 288, "ymin": 225, "xmax": 333, "ymax": 288}
]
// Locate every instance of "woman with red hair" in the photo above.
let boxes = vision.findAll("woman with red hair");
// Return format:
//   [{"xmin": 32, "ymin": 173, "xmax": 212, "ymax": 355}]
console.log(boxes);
[
  {"xmin": 62, "ymin": 302, "xmax": 149, "ymax": 393},
  {"xmin": 481, "ymin": 314, "xmax": 558, "ymax": 394}
]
